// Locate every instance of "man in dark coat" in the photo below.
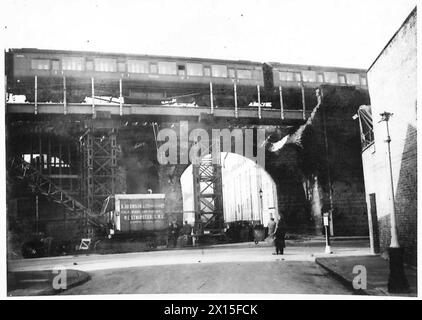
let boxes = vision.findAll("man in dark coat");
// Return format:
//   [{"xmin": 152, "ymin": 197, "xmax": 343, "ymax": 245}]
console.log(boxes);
[
  {"xmin": 181, "ymin": 221, "xmax": 192, "ymax": 236},
  {"xmin": 171, "ymin": 221, "xmax": 180, "ymax": 247},
  {"xmin": 273, "ymin": 218, "xmax": 286, "ymax": 255}
]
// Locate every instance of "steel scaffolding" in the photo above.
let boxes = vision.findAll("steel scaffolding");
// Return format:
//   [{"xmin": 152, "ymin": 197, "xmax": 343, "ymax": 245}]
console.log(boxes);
[
  {"xmin": 192, "ymin": 156, "xmax": 224, "ymax": 235},
  {"xmin": 80, "ymin": 129, "xmax": 120, "ymax": 214},
  {"xmin": 9, "ymin": 156, "xmax": 104, "ymax": 236}
]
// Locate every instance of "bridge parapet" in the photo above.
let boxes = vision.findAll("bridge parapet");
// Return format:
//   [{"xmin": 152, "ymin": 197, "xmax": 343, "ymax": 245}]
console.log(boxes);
[{"xmin": 6, "ymin": 103, "xmax": 311, "ymax": 125}]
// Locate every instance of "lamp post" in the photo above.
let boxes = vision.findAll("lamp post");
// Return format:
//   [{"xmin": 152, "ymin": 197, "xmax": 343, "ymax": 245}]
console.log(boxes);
[
  {"xmin": 323, "ymin": 212, "xmax": 332, "ymax": 254},
  {"xmin": 379, "ymin": 111, "xmax": 409, "ymax": 293},
  {"xmin": 259, "ymin": 188, "xmax": 263, "ymax": 224}
]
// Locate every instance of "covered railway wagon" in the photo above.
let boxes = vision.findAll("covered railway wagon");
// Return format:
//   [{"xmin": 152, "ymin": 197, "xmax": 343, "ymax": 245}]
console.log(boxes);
[
  {"xmin": 6, "ymin": 48, "xmax": 265, "ymax": 108},
  {"xmin": 5, "ymin": 48, "xmax": 368, "ymax": 112},
  {"xmin": 101, "ymin": 194, "xmax": 168, "ymax": 246}
]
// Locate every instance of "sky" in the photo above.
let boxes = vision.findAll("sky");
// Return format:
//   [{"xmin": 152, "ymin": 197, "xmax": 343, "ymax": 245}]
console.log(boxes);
[{"xmin": 1, "ymin": 0, "xmax": 418, "ymax": 69}]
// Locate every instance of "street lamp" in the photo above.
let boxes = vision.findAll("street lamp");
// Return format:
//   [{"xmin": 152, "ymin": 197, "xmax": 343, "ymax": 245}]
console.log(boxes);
[
  {"xmin": 259, "ymin": 188, "xmax": 263, "ymax": 224},
  {"xmin": 323, "ymin": 212, "xmax": 332, "ymax": 254},
  {"xmin": 379, "ymin": 111, "xmax": 409, "ymax": 293}
]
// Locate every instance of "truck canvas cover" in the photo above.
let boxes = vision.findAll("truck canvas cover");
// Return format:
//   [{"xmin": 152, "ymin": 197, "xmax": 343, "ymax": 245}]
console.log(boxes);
[{"xmin": 114, "ymin": 194, "xmax": 166, "ymax": 232}]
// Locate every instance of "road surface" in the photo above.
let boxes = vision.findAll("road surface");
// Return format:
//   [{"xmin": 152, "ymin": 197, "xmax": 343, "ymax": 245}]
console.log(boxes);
[{"xmin": 8, "ymin": 240, "xmax": 370, "ymax": 295}]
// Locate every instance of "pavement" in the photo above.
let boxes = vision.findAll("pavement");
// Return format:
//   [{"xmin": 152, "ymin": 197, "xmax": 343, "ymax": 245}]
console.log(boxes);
[
  {"xmin": 7, "ymin": 269, "xmax": 90, "ymax": 296},
  {"xmin": 315, "ymin": 255, "xmax": 417, "ymax": 297}
]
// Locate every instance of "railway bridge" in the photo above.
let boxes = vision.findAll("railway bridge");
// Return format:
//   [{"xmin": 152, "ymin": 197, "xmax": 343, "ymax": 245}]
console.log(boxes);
[
  {"xmin": 6, "ymin": 97, "xmax": 310, "ymax": 237},
  {"xmin": 5, "ymin": 49, "xmax": 371, "ymax": 248},
  {"xmin": 6, "ymin": 85, "xmax": 370, "ymax": 243}
]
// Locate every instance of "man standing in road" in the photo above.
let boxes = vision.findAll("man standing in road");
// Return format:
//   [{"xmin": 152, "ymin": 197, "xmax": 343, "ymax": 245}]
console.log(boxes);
[
  {"xmin": 273, "ymin": 218, "xmax": 286, "ymax": 255},
  {"xmin": 181, "ymin": 221, "xmax": 193, "ymax": 246},
  {"xmin": 182, "ymin": 221, "xmax": 192, "ymax": 236}
]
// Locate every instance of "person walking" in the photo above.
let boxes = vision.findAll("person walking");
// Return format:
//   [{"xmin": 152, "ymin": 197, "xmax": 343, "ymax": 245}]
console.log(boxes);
[{"xmin": 273, "ymin": 218, "xmax": 286, "ymax": 255}]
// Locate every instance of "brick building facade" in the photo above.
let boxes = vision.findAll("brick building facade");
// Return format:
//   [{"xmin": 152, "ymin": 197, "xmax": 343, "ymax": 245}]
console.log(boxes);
[{"xmin": 361, "ymin": 8, "xmax": 417, "ymax": 265}]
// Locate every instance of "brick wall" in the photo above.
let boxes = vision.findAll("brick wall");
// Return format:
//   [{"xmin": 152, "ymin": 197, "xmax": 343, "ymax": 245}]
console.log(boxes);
[{"xmin": 363, "ymin": 8, "xmax": 417, "ymax": 265}]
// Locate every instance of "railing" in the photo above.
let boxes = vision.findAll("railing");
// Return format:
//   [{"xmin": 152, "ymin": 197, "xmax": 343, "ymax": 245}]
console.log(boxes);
[{"xmin": 6, "ymin": 76, "xmax": 313, "ymax": 120}]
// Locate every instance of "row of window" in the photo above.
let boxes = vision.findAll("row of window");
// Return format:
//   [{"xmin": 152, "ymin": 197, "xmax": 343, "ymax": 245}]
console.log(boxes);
[
  {"xmin": 30, "ymin": 57, "xmax": 259, "ymax": 79},
  {"xmin": 278, "ymin": 70, "xmax": 367, "ymax": 85},
  {"xmin": 30, "ymin": 57, "xmax": 367, "ymax": 85}
]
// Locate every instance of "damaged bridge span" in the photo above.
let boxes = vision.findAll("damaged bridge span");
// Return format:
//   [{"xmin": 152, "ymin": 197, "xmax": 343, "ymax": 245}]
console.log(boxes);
[{"xmin": 6, "ymin": 85, "xmax": 370, "ymax": 248}]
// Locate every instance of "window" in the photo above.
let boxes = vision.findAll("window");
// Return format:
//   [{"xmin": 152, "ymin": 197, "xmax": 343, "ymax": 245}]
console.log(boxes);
[
  {"xmin": 317, "ymin": 73, "xmax": 324, "ymax": 82},
  {"xmin": 345, "ymin": 73, "xmax": 360, "ymax": 85},
  {"xmin": 187, "ymin": 63, "xmax": 203, "ymax": 76},
  {"xmin": 86, "ymin": 60, "xmax": 94, "ymax": 71},
  {"xmin": 302, "ymin": 70, "xmax": 316, "ymax": 82},
  {"xmin": 211, "ymin": 64, "xmax": 227, "ymax": 77},
  {"xmin": 360, "ymin": 75, "xmax": 367, "ymax": 86},
  {"xmin": 338, "ymin": 74, "xmax": 347, "ymax": 84},
  {"xmin": 228, "ymin": 68, "xmax": 236, "ymax": 78},
  {"xmin": 62, "ymin": 57, "xmax": 84, "ymax": 71},
  {"xmin": 237, "ymin": 69, "xmax": 252, "ymax": 79},
  {"xmin": 52, "ymin": 60, "xmax": 60, "ymax": 71},
  {"xmin": 324, "ymin": 72, "xmax": 338, "ymax": 83},
  {"xmin": 204, "ymin": 66, "xmax": 211, "ymax": 77},
  {"xmin": 178, "ymin": 65, "xmax": 186, "ymax": 76},
  {"xmin": 158, "ymin": 61, "xmax": 177, "ymax": 75},
  {"xmin": 253, "ymin": 68, "xmax": 262, "ymax": 79},
  {"xmin": 94, "ymin": 58, "xmax": 117, "ymax": 72},
  {"xmin": 31, "ymin": 59, "xmax": 50, "ymax": 70},
  {"xmin": 293, "ymin": 72, "xmax": 302, "ymax": 82},
  {"xmin": 279, "ymin": 71, "xmax": 294, "ymax": 81},
  {"xmin": 150, "ymin": 63, "xmax": 158, "ymax": 74},
  {"xmin": 117, "ymin": 62, "xmax": 126, "ymax": 72},
  {"xmin": 128, "ymin": 60, "xmax": 149, "ymax": 73}
]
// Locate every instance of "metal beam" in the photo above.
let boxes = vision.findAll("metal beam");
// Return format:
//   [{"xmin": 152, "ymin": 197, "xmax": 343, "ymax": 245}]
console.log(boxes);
[
  {"xmin": 34, "ymin": 76, "xmax": 38, "ymax": 115},
  {"xmin": 234, "ymin": 82, "xmax": 238, "ymax": 118},
  {"xmin": 301, "ymin": 84, "xmax": 306, "ymax": 120},
  {"xmin": 209, "ymin": 82, "xmax": 214, "ymax": 114},
  {"xmin": 279, "ymin": 85, "xmax": 284, "ymax": 120},
  {"xmin": 119, "ymin": 78, "xmax": 123, "ymax": 116},
  {"xmin": 257, "ymin": 85, "xmax": 261, "ymax": 119},
  {"xmin": 47, "ymin": 174, "xmax": 79, "ymax": 179},
  {"xmin": 6, "ymin": 103, "xmax": 311, "ymax": 123},
  {"xmin": 63, "ymin": 76, "xmax": 67, "ymax": 115},
  {"xmin": 91, "ymin": 77, "xmax": 95, "ymax": 118}
]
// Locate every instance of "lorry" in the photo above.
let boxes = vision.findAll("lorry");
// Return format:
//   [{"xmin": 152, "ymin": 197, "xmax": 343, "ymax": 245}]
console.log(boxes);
[{"xmin": 100, "ymin": 193, "xmax": 168, "ymax": 247}]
